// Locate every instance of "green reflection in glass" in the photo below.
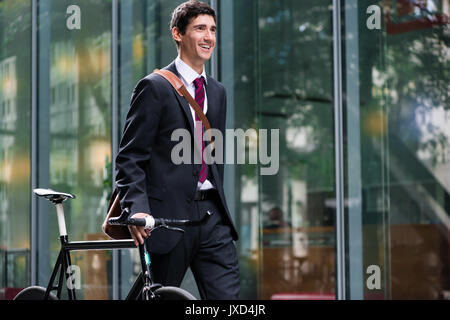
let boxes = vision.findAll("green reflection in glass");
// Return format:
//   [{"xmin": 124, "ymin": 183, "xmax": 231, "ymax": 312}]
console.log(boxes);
[
  {"xmin": 384, "ymin": 0, "xmax": 449, "ymax": 300},
  {"xmin": 119, "ymin": 0, "xmax": 179, "ymax": 133},
  {"xmin": 344, "ymin": 0, "xmax": 449, "ymax": 300},
  {"xmin": 0, "ymin": 0, "xmax": 32, "ymax": 295},
  {"xmin": 38, "ymin": 0, "xmax": 113, "ymax": 297},
  {"xmin": 222, "ymin": 0, "xmax": 336, "ymax": 299}
]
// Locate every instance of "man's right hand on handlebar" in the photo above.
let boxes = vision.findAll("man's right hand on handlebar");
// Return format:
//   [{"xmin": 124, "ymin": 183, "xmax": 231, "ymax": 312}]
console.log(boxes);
[
  {"xmin": 108, "ymin": 209, "xmax": 211, "ymax": 246},
  {"xmin": 128, "ymin": 212, "xmax": 152, "ymax": 246}
]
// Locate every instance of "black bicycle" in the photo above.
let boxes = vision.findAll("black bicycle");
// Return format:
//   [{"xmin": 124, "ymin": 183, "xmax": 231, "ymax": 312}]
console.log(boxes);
[{"xmin": 14, "ymin": 188, "xmax": 210, "ymax": 300}]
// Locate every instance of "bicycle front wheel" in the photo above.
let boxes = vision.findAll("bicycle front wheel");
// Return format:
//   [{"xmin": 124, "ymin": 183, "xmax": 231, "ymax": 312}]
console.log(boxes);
[
  {"xmin": 13, "ymin": 286, "xmax": 58, "ymax": 300},
  {"xmin": 153, "ymin": 286, "xmax": 197, "ymax": 300}
]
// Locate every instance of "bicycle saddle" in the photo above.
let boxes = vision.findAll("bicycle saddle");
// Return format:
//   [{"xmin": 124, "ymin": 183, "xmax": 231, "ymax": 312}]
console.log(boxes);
[{"xmin": 34, "ymin": 188, "xmax": 76, "ymax": 203}]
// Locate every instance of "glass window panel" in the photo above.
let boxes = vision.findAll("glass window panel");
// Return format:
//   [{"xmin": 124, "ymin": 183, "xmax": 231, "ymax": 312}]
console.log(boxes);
[
  {"xmin": 221, "ymin": 0, "xmax": 336, "ymax": 300},
  {"xmin": 37, "ymin": 0, "xmax": 113, "ymax": 297},
  {"xmin": 0, "ymin": 0, "xmax": 32, "ymax": 299},
  {"xmin": 343, "ymin": 0, "xmax": 450, "ymax": 299}
]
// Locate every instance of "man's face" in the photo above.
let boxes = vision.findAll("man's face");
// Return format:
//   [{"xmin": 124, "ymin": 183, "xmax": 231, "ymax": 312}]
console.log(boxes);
[{"xmin": 174, "ymin": 14, "xmax": 216, "ymax": 67}]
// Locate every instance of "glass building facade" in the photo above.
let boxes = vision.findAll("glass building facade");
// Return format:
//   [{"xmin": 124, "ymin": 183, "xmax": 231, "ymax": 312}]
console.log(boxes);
[{"xmin": 0, "ymin": 0, "xmax": 449, "ymax": 300}]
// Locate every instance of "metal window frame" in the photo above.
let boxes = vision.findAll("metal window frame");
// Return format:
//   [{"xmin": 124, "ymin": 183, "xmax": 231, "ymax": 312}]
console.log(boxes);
[
  {"xmin": 210, "ymin": 0, "xmax": 219, "ymax": 79},
  {"xmin": 344, "ymin": 0, "xmax": 364, "ymax": 300},
  {"xmin": 31, "ymin": 0, "xmax": 38, "ymax": 287},
  {"xmin": 111, "ymin": 0, "xmax": 120, "ymax": 300},
  {"xmin": 332, "ymin": 0, "xmax": 347, "ymax": 300}
]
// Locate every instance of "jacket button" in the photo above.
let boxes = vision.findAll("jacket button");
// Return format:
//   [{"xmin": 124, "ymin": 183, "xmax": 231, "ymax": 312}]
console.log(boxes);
[
  {"xmin": 193, "ymin": 170, "xmax": 198, "ymax": 176},
  {"xmin": 187, "ymin": 198, "xmax": 192, "ymax": 203}
]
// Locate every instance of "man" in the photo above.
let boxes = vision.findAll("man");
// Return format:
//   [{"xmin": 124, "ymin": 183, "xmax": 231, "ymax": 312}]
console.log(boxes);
[{"xmin": 115, "ymin": 0, "xmax": 240, "ymax": 299}]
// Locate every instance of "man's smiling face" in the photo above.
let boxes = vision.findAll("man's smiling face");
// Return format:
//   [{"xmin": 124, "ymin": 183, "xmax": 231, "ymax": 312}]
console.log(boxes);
[{"xmin": 173, "ymin": 14, "xmax": 216, "ymax": 72}]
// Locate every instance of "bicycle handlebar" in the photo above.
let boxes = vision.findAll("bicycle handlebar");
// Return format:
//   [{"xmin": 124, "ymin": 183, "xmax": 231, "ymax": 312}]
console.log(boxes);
[{"xmin": 108, "ymin": 208, "xmax": 212, "ymax": 232}]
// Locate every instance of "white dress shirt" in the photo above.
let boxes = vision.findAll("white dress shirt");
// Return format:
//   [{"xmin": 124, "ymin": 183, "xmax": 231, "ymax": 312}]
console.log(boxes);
[{"xmin": 175, "ymin": 56, "xmax": 214, "ymax": 190}]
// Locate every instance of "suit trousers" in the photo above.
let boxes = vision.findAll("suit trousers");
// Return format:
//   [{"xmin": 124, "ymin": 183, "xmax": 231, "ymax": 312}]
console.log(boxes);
[{"xmin": 148, "ymin": 192, "xmax": 240, "ymax": 300}]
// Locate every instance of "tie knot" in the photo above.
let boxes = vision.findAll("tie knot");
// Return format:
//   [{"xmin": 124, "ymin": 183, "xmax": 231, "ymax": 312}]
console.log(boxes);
[{"xmin": 193, "ymin": 77, "xmax": 205, "ymax": 89}]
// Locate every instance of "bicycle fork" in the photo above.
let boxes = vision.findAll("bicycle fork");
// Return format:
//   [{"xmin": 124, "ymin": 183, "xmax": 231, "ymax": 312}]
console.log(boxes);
[{"xmin": 138, "ymin": 241, "xmax": 155, "ymax": 300}]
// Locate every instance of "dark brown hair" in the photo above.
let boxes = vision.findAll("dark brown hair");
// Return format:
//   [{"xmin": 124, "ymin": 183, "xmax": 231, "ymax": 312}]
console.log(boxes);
[{"xmin": 170, "ymin": 0, "xmax": 216, "ymax": 47}]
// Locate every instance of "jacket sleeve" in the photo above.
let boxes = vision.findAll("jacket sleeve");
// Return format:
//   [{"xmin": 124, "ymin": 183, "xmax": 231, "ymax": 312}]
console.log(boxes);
[
  {"xmin": 115, "ymin": 77, "xmax": 163, "ymax": 215},
  {"xmin": 218, "ymin": 86, "xmax": 227, "ymax": 185}
]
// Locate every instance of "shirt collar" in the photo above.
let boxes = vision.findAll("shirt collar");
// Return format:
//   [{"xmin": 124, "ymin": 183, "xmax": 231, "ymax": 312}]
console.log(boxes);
[{"xmin": 175, "ymin": 56, "xmax": 208, "ymax": 86}]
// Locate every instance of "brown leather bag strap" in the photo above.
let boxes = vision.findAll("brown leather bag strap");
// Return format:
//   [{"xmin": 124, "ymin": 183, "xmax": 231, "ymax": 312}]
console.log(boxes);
[
  {"xmin": 153, "ymin": 69, "xmax": 184, "ymax": 95},
  {"xmin": 153, "ymin": 69, "xmax": 213, "ymax": 146}
]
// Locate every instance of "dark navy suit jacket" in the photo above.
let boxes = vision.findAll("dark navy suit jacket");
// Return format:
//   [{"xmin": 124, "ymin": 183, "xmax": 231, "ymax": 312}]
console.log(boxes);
[{"xmin": 115, "ymin": 61, "xmax": 238, "ymax": 254}]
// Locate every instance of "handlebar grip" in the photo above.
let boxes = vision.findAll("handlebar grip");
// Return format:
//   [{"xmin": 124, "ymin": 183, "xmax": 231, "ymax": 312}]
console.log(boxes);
[
  {"xmin": 127, "ymin": 217, "xmax": 146, "ymax": 227},
  {"xmin": 152, "ymin": 211, "xmax": 211, "ymax": 227},
  {"xmin": 128, "ymin": 216, "xmax": 155, "ymax": 229},
  {"xmin": 108, "ymin": 208, "xmax": 155, "ymax": 229},
  {"xmin": 108, "ymin": 209, "xmax": 211, "ymax": 229},
  {"xmin": 144, "ymin": 216, "xmax": 155, "ymax": 229}
]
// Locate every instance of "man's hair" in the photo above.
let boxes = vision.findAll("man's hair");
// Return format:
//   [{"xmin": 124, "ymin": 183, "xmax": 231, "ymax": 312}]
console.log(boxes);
[{"xmin": 170, "ymin": 0, "xmax": 216, "ymax": 48}]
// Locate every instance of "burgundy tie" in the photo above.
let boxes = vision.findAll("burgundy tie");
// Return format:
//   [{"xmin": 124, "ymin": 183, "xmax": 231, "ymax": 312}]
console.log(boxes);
[{"xmin": 193, "ymin": 77, "xmax": 207, "ymax": 183}]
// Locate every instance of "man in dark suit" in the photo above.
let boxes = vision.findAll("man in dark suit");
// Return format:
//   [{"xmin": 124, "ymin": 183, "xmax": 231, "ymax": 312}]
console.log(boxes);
[{"xmin": 115, "ymin": 0, "xmax": 240, "ymax": 299}]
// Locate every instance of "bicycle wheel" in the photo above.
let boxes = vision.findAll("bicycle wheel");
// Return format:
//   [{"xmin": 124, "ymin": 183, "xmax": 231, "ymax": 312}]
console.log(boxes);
[
  {"xmin": 13, "ymin": 286, "xmax": 58, "ymax": 300},
  {"xmin": 153, "ymin": 286, "xmax": 197, "ymax": 300}
]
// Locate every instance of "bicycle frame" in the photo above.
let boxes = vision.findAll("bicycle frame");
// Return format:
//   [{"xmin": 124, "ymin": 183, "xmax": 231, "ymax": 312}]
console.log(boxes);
[
  {"xmin": 33, "ymin": 188, "xmax": 201, "ymax": 301},
  {"xmin": 44, "ymin": 235, "xmax": 136, "ymax": 300},
  {"xmin": 42, "ymin": 197, "xmax": 151, "ymax": 300}
]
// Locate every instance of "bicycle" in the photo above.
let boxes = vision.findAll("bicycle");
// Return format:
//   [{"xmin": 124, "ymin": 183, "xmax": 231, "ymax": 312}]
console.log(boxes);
[{"xmin": 13, "ymin": 188, "xmax": 211, "ymax": 300}]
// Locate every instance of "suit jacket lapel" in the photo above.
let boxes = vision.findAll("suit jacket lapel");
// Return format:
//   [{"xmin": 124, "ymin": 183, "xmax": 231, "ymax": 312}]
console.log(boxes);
[
  {"xmin": 205, "ymin": 76, "xmax": 219, "ymax": 130},
  {"xmin": 163, "ymin": 62, "xmax": 195, "ymax": 136},
  {"xmin": 204, "ymin": 77, "xmax": 223, "ymax": 182}
]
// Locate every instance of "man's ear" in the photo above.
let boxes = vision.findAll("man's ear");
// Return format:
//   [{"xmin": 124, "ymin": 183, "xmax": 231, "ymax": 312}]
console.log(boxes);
[{"xmin": 172, "ymin": 27, "xmax": 182, "ymax": 43}]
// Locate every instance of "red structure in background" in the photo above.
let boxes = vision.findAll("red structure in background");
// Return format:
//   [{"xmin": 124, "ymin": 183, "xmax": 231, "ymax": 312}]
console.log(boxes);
[
  {"xmin": 385, "ymin": 0, "xmax": 449, "ymax": 35},
  {"xmin": 0, "ymin": 288, "xmax": 23, "ymax": 300}
]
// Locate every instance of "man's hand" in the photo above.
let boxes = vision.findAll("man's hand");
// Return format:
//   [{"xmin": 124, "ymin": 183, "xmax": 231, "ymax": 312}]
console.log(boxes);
[{"xmin": 128, "ymin": 212, "xmax": 152, "ymax": 246}]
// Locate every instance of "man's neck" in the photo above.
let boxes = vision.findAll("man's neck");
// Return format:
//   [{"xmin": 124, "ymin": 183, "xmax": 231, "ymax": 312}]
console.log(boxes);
[{"xmin": 178, "ymin": 54, "xmax": 205, "ymax": 75}]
